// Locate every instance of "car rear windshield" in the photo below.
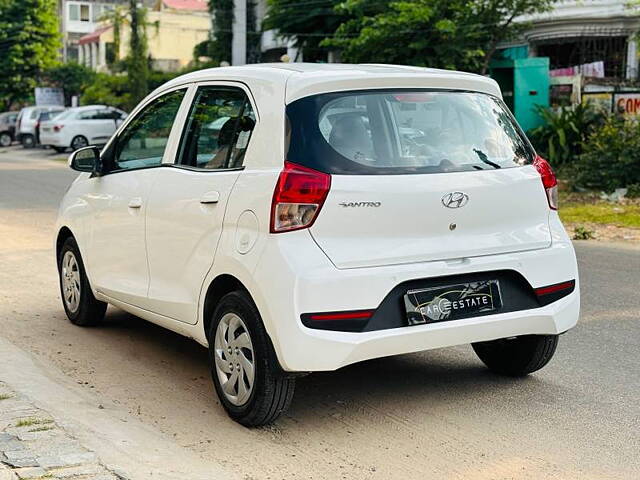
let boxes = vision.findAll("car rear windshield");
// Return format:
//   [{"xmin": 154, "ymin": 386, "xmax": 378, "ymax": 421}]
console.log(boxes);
[{"xmin": 285, "ymin": 90, "xmax": 534, "ymax": 175}]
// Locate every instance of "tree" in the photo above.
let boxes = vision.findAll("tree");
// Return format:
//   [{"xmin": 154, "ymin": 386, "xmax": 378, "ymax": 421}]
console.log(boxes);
[
  {"xmin": 0, "ymin": 0, "xmax": 61, "ymax": 109},
  {"xmin": 43, "ymin": 63, "xmax": 95, "ymax": 106},
  {"xmin": 128, "ymin": 0, "xmax": 149, "ymax": 103},
  {"xmin": 264, "ymin": 0, "xmax": 348, "ymax": 62},
  {"xmin": 323, "ymin": 0, "xmax": 556, "ymax": 73},
  {"xmin": 202, "ymin": 0, "xmax": 234, "ymax": 63}
]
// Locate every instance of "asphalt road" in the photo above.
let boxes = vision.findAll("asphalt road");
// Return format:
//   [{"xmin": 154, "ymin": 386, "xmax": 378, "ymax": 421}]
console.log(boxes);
[{"xmin": 1, "ymin": 146, "xmax": 639, "ymax": 480}]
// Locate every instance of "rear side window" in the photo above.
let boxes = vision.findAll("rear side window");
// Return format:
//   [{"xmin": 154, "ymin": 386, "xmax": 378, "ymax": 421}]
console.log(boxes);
[
  {"xmin": 286, "ymin": 90, "xmax": 534, "ymax": 175},
  {"xmin": 177, "ymin": 86, "xmax": 255, "ymax": 170}
]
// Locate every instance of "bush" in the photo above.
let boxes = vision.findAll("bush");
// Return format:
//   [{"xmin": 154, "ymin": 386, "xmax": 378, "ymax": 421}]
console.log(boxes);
[
  {"xmin": 528, "ymin": 103, "xmax": 608, "ymax": 169},
  {"xmin": 573, "ymin": 115, "xmax": 640, "ymax": 191},
  {"xmin": 81, "ymin": 73, "xmax": 132, "ymax": 111},
  {"xmin": 572, "ymin": 226, "xmax": 596, "ymax": 240}
]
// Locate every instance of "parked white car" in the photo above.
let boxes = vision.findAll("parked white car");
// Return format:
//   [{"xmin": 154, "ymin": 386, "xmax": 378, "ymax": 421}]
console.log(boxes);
[
  {"xmin": 55, "ymin": 64, "xmax": 580, "ymax": 426},
  {"xmin": 40, "ymin": 105, "xmax": 127, "ymax": 152},
  {"xmin": 16, "ymin": 105, "xmax": 66, "ymax": 148}
]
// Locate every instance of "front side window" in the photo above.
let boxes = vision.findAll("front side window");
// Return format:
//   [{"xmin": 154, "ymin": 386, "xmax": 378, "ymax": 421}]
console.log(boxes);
[
  {"xmin": 177, "ymin": 86, "xmax": 255, "ymax": 170},
  {"xmin": 109, "ymin": 88, "xmax": 185, "ymax": 172},
  {"xmin": 287, "ymin": 90, "xmax": 534, "ymax": 175}
]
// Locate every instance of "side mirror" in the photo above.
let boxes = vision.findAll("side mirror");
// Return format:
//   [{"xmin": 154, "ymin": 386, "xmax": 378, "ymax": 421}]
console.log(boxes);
[{"xmin": 69, "ymin": 146, "xmax": 101, "ymax": 174}]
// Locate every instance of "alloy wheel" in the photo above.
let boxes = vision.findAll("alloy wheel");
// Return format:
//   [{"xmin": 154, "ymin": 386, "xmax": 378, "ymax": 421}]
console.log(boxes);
[
  {"xmin": 214, "ymin": 312, "xmax": 255, "ymax": 406},
  {"xmin": 71, "ymin": 136, "xmax": 88, "ymax": 151},
  {"xmin": 0, "ymin": 133, "xmax": 11, "ymax": 147},
  {"xmin": 61, "ymin": 251, "xmax": 81, "ymax": 313}
]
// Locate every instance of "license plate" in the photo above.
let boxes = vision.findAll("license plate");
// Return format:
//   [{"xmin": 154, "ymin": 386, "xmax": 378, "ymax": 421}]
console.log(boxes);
[{"xmin": 404, "ymin": 280, "xmax": 502, "ymax": 325}]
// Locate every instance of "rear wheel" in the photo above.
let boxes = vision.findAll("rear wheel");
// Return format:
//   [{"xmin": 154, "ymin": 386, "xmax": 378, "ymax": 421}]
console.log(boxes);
[
  {"xmin": 58, "ymin": 237, "xmax": 107, "ymax": 326},
  {"xmin": 0, "ymin": 132, "xmax": 11, "ymax": 147},
  {"xmin": 472, "ymin": 334, "xmax": 559, "ymax": 377},
  {"xmin": 208, "ymin": 291, "xmax": 295, "ymax": 427},
  {"xmin": 71, "ymin": 135, "xmax": 89, "ymax": 151},
  {"xmin": 21, "ymin": 134, "xmax": 35, "ymax": 148}
]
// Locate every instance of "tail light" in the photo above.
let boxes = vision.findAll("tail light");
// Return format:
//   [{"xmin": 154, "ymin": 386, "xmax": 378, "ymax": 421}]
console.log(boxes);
[
  {"xmin": 533, "ymin": 155, "xmax": 558, "ymax": 210},
  {"xmin": 53, "ymin": 125, "xmax": 64, "ymax": 132},
  {"xmin": 270, "ymin": 161, "xmax": 331, "ymax": 233}
]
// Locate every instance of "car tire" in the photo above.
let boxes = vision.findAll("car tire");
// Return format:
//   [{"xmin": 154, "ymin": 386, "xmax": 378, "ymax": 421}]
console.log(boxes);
[
  {"xmin": 21, "ymin": 134, "xmax": 35, "ymax": 148},
  {"xmin": 58, "ymin": 237, "xmax": 107, "ymax": 327},
  {"xmin": 71, "ymin": 135, "xmax": 89, "ymax": 151},
  {"xmin": 208, "ymin": 291, "xmax": 295, "ymax": 427},
  {"xmin": 472, "ymin": 334, "xmax": 559, "ymax": 377},
  {"xmin": 0, "ymin": 132, "xmax": 11, "ymax": 147},
  {"xmin": 53, "ymin": 146, "xmax": 67, "ymax": 153}
]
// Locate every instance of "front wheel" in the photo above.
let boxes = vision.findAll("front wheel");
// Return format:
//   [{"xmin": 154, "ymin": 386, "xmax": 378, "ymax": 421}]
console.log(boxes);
[
  {"xmin": 208, "ymin": 291, "xmax": 295, "ymax": 427},
  {"xmin": 0, "ymin": 132, "xmax": 11, "ymax": 147},
  {"xmin": 58, "ymin": 237, "xmax": 107, "ymax": 326},
  {"xmin": 472, "ymin": 334, "xmax": 559, "ymax": 377}
]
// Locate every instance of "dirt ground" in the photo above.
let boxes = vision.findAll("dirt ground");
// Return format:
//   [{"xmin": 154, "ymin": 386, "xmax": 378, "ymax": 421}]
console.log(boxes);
[{"xmin": 1, "ymin": 149, "xmax": 639, "ymax": 480}]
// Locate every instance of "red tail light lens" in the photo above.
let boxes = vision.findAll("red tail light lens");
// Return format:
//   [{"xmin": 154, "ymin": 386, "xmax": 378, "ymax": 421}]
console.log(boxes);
[
  {"xmin": 53, "ymin": 125, "xmax": 64, "ymax": 132},
  {"xmin": 533, "ymin": 155, "xmax": 558, "ymax": 210},
  {"xmin": 271, "ymin": 161, "xmax": 331, "ymax": 233}
]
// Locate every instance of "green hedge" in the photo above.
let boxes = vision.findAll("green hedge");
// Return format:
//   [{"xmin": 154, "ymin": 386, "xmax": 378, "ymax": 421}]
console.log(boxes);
[{"xmin": 573, "ymin": 115, "xmax": 640, "ymax": 192}]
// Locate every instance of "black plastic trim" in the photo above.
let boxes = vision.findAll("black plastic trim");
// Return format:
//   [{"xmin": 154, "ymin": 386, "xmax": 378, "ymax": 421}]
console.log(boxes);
[{"xmin": 300, "ymin": 270, "xmax": 575, "ymax": 333}]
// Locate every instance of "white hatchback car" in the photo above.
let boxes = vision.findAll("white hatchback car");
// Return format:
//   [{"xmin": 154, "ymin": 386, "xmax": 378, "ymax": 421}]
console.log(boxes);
[
  {"xmin": 40, "ymin": 105, "xmax": 127, "ymax": 152},
  {"xmin": 55, "ymin": 64, "xmax": 580, "ymax": 426}
]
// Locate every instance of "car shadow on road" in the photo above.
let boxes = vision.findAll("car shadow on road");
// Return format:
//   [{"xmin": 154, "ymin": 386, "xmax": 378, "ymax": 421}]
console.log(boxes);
[{"xmin": 92, "ymin": 306, "xmax": 552, "ymax": 428}]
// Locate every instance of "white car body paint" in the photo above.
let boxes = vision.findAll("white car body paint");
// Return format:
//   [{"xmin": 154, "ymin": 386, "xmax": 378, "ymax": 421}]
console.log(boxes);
[{"xmin": 55, "ymin": 64, "xmax": 579, "ymax": 372}]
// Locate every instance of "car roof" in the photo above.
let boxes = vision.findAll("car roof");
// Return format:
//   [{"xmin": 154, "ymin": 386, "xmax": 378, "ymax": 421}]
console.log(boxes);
[
  {"xmin": 68, "ymin": 105, "xmax": 108, "ymax": 111},
  {"xmin": 161, "ymin": 63, "xmax": 502, "ymax": 104}
]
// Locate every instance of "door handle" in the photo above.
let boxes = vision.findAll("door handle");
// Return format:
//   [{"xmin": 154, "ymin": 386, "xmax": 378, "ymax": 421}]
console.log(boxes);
[
  {"xmin": 200, "ymin": 191, "xmax": 220, "ymax": 204},
  {"xmin": 128, "ymin": 197, "xmax": 143, "ymax": 209}
]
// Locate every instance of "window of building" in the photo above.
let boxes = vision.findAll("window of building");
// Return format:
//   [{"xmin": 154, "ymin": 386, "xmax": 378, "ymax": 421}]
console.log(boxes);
[{"xmin": 69, "ymin": 3, "xmax": 91, "ymax": 22}]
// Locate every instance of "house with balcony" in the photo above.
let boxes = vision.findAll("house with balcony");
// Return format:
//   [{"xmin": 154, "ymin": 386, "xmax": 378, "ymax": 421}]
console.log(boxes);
[
  {"xmin": 58, "ymin": 0, "xmax": 126, "ymax": 62},
  {"xmin": 77, "ymin": 0, "xmax": 210, "ymax": 72}
]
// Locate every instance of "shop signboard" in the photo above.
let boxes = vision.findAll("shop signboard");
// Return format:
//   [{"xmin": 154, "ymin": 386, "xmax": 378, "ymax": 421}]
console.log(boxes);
[
  {"xmin": 34, "ymin": 87, "xmax": 64, "ymax": 106},
  {"xmin": 613, "ymin": 92, "xmax": 640, "ymax": 116}
]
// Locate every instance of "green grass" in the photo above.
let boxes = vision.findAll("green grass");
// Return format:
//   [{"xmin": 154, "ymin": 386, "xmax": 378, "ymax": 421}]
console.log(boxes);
[
  {"xmin": 0, "ymin": 393, "xmax": 13, "ymax": 400},
  {"xmin": 15, "ymin": 417, "xmax": 54, "ymax": 427},
  {"xmin": 29, "ymin": 425, "xmax": 54, "ymax": 432},
  {"xmin": 560, "ymin": 203, "xmax": 640, "ymax": 228}
]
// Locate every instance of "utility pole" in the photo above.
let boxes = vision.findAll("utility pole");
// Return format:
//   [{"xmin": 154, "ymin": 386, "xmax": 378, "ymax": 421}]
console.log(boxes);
[{"xmin": 231, "ymin": 0, "xmax": 246, "ymax": 66}]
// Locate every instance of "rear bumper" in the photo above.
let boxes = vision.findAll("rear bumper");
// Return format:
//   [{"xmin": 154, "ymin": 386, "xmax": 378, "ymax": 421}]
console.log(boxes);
[
  {"xmin": 251, "ymin": 214, "xmax": 580, "ymax": 372},
  {"xmin": 39, "ymin": 132, "xmax": 63, "ymax": 146}
]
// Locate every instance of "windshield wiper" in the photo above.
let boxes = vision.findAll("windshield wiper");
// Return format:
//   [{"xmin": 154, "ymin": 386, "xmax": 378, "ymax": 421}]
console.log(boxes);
[{"xmin": 473, "ymin": 149, "xmax": 501, "ymax": 169}]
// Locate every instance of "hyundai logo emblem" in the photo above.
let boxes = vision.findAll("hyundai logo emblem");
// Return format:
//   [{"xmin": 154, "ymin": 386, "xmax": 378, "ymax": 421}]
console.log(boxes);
[{"xmin": 442, "ymin": 192, "xmax": 469, "ymax": 209}]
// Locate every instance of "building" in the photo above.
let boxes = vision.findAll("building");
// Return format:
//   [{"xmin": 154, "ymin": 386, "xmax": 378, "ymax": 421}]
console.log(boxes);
[
  {"xmin": 58, "ymin": 0, "xmax": 126, "ymax": 62},
  {"xmin": 503, "ymin": 0, "xmax": 640, "ymax": 80},
  {"xmin": 490, "ymin": 0, "xmax": 640, "ymax": 129},
  {"xmin": 77, "ymin": 0, "xmax": 210, "ymax": 72}
]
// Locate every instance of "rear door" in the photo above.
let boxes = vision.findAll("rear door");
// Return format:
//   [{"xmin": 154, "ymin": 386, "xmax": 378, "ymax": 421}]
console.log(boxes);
[
  {"xmin": 144, "ymin": 83, "xmax": 257, "ymax": 323},
  {"xmin": 286, "ymin": 90, "xmax": 552, "ymax": 269}
]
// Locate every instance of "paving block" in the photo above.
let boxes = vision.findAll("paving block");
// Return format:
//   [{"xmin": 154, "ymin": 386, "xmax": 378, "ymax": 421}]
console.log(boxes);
[{"xmin": 13, "ymin": 466, "xmax": 47, "ymax": 479}]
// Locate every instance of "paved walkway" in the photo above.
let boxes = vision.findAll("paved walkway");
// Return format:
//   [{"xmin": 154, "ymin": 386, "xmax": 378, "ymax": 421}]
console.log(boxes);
[{"xmin": 0, "ymin": 382, "xmax": 124, "ymax": 480}]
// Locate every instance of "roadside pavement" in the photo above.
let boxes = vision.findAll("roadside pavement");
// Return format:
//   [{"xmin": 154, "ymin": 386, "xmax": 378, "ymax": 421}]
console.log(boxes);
[
  {"xmin": 1, "ymin": 381, "xmax": 123, "ymax": 480},
  {"xmin": 0, "ymin": 337, "xmax": 239, "ymax": 480}
]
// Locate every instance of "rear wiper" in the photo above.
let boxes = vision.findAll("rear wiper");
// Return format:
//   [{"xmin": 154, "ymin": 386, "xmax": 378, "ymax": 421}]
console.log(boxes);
[{"xmin": 473, "ymin": 149, "xmax": 501, "ymax": 169}]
